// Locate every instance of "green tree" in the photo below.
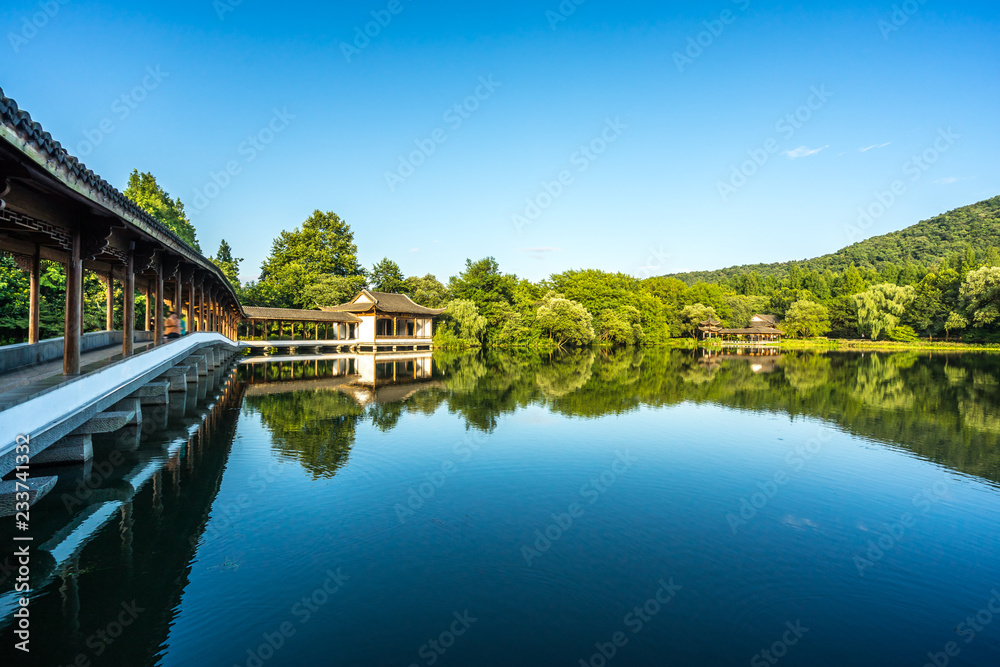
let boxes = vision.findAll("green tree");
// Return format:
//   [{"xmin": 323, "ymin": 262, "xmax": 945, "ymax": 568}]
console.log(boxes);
[
  {"xmin": 536, "ymin": 292, "xmax": 595, "ymax": 347},
  {"xmin": 256, "ymin": 211, "xmax": 363, "ymax": 308},
  {"xmin": 854, "ymin": 283, "xmax": 916, "ymax": 340},
  {"xmin": 210, "ymin": 239, "xmax": 242, "ymax": 291},
  {"xmin": 303, "ymin": 275, "xmax": 369, "ymax": 307},
  {"xmin": 944, "ymin": 312, "xmax": 968, "ymax": 340},
  {"xmin": 958, "ymin": 266, "xmax": 1000, "ymax": 328},
  {"xmin": 449, "ymin": 257, "xmax": 516, "ymax": 308},
  {"xmin": 679, "ymin": 303, "xmax": 719, "ymax": 338},
  {"xmin": 783, "ymin": 300, "xmax": 831, "ymax": 338},
  {"xmin": 404, "ymin": 274, "xmax": 449, "ymax": 308},
  {"xmin": 124, "ymin": 170, "xmax": 200, "ymax": 250},
  {"xmin": 370, "ymin": 258, "xmax": 406, "ymax": 293},
  {"xmin": 445, "ymin": 299, "xmax": 487, "ymax": 344}
]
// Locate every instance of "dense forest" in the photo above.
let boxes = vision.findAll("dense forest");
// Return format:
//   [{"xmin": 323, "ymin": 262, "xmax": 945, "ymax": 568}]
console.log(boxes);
[
  {"xmin": 670, "ymin": 196, "xmax": 1000, "ymax": 283},
  {"xmin": 2, "ymin": 173, "xmax": 999, "ymax": 347}
]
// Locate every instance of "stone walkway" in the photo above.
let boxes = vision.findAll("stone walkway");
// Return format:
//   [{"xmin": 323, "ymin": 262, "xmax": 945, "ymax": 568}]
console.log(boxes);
[{"xmin": 0, "ymin": 341, "xmax": 157, "ymax": 411}]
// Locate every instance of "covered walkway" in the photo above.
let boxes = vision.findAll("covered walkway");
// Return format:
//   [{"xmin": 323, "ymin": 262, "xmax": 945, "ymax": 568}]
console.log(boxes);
[{"xmin": 0, "ymin": 87, "xmax": 244, "ymax": 380}]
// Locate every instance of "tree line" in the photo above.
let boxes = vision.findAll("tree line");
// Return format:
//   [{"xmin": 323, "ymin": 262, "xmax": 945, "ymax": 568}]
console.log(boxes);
[{"xmin": 2, "ymin": 172, "xmax": 998, "ymax": 348}]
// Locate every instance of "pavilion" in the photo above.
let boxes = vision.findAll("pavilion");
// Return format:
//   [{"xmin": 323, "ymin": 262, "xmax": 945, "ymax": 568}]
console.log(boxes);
[{"xmin": 698, "ymin": 314, "xmax": 785, "ymax": 343}]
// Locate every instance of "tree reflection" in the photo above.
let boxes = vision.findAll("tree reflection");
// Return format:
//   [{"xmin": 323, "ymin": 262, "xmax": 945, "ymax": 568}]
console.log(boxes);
[{"xmin": 239, "ymin": 349, "xmax": 1000, "ymax": 485}]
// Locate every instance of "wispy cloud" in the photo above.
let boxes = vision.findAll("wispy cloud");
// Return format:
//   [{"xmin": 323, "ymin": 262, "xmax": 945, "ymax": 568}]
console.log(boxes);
[
  {"xmin": 409, "ymin": 247, "xmax": 420, "ymax": 252},
  {"xmin": 859, "ymin": 142, "xmax": 891, "ymax": 152},
  {"xmin": 518, "ymin": 247, "xmax": 560, "ymax": 253},
  {"xmin": 782, "ymin": 145, "xmax": 828, "ymax": 159},
  {"xmin": 933, "ymin": 176, "xmax": 972, "ymax": 185}
]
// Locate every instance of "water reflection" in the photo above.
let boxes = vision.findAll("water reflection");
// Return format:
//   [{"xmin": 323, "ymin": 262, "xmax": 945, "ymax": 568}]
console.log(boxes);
[{"xmin": 237, "ymin": 348, "xmax": 1000, "ymax": 485}]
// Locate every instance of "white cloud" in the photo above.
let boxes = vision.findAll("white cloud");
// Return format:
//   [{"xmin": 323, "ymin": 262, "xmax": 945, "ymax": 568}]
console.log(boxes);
[
  {"xmin": 933, "ymin": 176, "xmax": 973, "ymax": 185},
  {"xmin": 860, "ymin": 142, "xmax": 891, "ymax": 152},
  {"xmin": 518, "ymin": 247, "xmax": 560, "ymax": 253},
  {"xmin": 782, "ymin": 145, "xmax": 829, "ymax": 159},
  {"xmin": 409, "ymin": 247, "xmax": 420, "ymax": 252}
]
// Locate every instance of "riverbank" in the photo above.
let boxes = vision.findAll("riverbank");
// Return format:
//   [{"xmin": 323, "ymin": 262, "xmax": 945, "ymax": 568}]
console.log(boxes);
[{"xmin": 762, "ymin": 338, "xmax": 1000, "ymax": 353}]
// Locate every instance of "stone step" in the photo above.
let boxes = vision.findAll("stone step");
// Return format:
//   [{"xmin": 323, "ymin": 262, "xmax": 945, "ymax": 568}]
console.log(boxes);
[
  {"xmin": 70, "ymin": 410, "xmax": 136, "ymax": 435},
  {"xmin": 0, "ymin": 475, "xmax": 58, "ymax": 516}
]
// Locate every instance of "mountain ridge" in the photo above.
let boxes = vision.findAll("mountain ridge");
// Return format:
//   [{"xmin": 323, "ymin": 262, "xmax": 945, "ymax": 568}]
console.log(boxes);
[{"xmin": 666, "ymin": 195, "xmax": 1000, "ymax": 285}]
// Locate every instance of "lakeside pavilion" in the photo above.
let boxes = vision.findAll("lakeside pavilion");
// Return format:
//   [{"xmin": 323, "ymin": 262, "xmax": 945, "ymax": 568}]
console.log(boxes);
[
  {"xmin": 699, "ymin": 314, "xmax": 785, "ymax": 343},
  {"xmin": 240, "ymin": 290, "xmax": 446, "ymax": 352},
  {"xmin": 319, "ymin": 289, "xmax": 445, "ymax": 346}
]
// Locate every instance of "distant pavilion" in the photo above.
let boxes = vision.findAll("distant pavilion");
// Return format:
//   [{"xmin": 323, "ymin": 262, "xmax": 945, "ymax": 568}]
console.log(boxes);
[
  {"xmin": 699, "ymin": 314, "xmax": 784, "ymax": 343},
  {"xmin": 240, "ymin": 289, "xmax": 445, "ymax": 352}
]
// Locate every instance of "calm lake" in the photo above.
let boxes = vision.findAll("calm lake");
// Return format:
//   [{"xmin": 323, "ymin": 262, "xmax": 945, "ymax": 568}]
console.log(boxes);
[{"xmin": 3, "ymin": 348, "xmax": 1000, "ymax": 666}]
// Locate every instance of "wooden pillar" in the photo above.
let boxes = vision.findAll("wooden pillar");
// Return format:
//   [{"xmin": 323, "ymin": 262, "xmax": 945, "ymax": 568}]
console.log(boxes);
[
  {"xmin": 198, "ymin": 284, "xmax": 205, "ymax": 332},
  {"xmin": 173, "ymin": 278, "xmax": 182, "ymax": 324},
  {"xmin": 315, "ymin": 322, "xmax": 319, "ymax": 340},
  {"xmin": 144, "ymin": 282, "xmax": 151, "ymax": 331},
  {"xmin": 123, "ymin": 248, "xmax": 135, "ymax": 357},
  {"xmin": 262, "ymin": 319, "xmax": 268, "ymax": 341},
  {"xmin": 63, "ymin": 228, "xmax": 82, "ymax": 375},
  {"xmin": 278, "ymin": 321, "xmax": 283, "ymax": 339},
  {"xmin": 186, "ymin": 278, "xmax": 195, "ymax": 336},
  {"xmin": 28, "ymin": 244, "xmax": 41, "ymax": 344},
  {"xmin": 105, "ymin": 272, "xmax": 115, "ymax": 331},
  {"xmin": 154, "ymin": 265, "xmax": 164, "ymax": 346}
]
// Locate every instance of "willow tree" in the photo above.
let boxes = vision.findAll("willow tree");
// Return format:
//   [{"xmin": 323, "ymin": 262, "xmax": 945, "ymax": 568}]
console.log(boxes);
[{"xmin": 854, "ymin": 283, "xmax": 916, "ymax": 340}]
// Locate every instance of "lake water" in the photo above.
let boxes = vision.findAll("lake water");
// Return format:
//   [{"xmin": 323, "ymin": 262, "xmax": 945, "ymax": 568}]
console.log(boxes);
[{"xmin": 3, "ymin": 348, "xmax": 1000, "ymax": 666}]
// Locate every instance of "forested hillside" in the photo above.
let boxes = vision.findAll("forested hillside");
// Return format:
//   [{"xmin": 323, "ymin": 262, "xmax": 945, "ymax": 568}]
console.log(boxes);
[{"xmin": 670, "ymin": 196, "xmax": 1000, "ymax": 285}]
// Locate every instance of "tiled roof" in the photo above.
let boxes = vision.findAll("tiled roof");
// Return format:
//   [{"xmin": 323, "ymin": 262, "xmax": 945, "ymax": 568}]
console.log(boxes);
[
  {"xmin": 243, "ymin": 307, "xmax": 361, "ymax": 322},
  {"xmin": 319, "ymin": 290, "xmax": 446, "ymax": 316},
  {"xmin": 0, "ymin": 87, "xmax": 201, "ymax": 257}
]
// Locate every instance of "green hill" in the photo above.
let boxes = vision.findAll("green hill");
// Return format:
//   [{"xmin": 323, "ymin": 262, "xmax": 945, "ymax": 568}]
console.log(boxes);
[{"xmin": 669, "ymin": 196, "xmax": 1000, "ymax": 285}]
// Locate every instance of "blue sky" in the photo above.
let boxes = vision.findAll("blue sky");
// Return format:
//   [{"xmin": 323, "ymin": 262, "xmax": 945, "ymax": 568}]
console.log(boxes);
[{"xmin": 1, "ymin": 0, "xmax": 997, "ymax": 282}]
